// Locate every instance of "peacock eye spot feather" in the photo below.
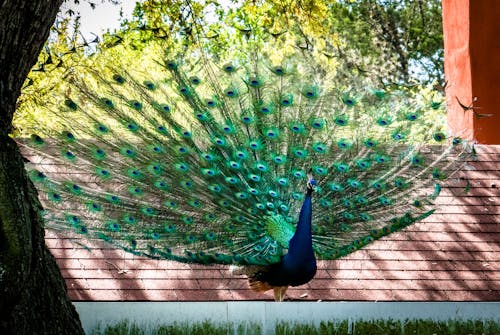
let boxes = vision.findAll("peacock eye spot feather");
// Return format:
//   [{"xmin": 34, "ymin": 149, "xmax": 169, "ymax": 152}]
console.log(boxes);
[
  {"xmin": 65, "ymin": 99, "xmax": 78, "ymax": 110},
  {"xmin": 266, "ymin": 130, "xmax": 277, "ymax": 138},
  {"xmin": 190, "ymin": 76, "xmax": 201, "ymax": 85},
  {"xmin": 364, "ymin": 139, "xmax": 376, "ymax": 148},
  {"xmin": 144, "ymin": 81, "xmax": 156, "ymax": 90},
  {"xmin": 32, "ymin": 135, "xmax": 44, "ymax": 144},
  {"xmin": 166, "ymin": 61, "xmax": 177, "ymax": 69},
  {"xmin": 113, "ymin": 74, "xmax": 125, "ymax": 84},
  {"xmin": 273, "ymin": 66, "xmax": 285, "ymax": 75},
  {"xmin": 249, "ymin": 78, "xmax": 262, "ymax": 87},
  {"xmin": 433, "ymin": 132, "xmax": 446, "ymax": 142},
  {"xmin": 431, "ymin": 101, "xmax": 441, "ymax": 109},
  {"xmin": 223, "ymin": 64, "xmax": 235, "ymax": 72}
]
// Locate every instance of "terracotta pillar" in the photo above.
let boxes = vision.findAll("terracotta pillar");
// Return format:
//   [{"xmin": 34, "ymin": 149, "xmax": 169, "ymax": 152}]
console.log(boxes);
[{"xmin": 443, "ymin": 0, "xmax": 500, "ymax": 144}]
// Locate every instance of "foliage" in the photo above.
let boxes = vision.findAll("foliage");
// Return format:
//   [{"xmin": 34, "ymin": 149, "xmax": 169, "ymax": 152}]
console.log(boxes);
[
  {"xmin": 90, "ymin": 319, "xmax": 500, "ymax": 335},
  {"xmin": 14, "ymin": 0, "xmax": 445, "ymax": 136},
  {"xmin": 115, "ymin": 0, "xmax": 444, "ymax": 84},
  {"xmin": 333, "ymin": 0, "xmax": 444, "ymax": 84},
  {"xmin": 14, "ymin": 2, "xmax": 446, "ymax": 135},
  {"xmin": 90, "ymin": 320, "xmax": 262, "ymax": 335}
]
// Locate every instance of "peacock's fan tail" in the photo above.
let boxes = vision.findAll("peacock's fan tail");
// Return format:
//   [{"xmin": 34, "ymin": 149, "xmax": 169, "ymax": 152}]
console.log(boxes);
[{"xmin": 19, "ymin": 53, "xmax": 472, "ymax": 266}]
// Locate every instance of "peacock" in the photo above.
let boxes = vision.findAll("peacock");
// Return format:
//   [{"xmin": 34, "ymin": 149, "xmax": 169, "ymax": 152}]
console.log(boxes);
[{"xmin": 19, "ymin": 46, "xmax": 472, "ymax": 301}]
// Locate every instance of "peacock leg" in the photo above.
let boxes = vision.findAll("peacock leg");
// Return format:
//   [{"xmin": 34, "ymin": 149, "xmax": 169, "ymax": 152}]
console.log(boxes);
[{"xmin": 273, "ymin": 286, "xmax": 288, "ymax": 301}]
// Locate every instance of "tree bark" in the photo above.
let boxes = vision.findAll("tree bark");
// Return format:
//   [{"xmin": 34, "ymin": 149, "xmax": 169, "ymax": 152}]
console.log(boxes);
[{"xmin": 0, "ymin": 1, "xmax": 84, "ymax": 334}]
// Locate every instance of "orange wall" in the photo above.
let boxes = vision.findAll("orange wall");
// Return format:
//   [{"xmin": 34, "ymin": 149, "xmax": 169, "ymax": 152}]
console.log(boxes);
[{"xmin": 443, "ymin": 0, "xmax": 500, "ymax": 144}]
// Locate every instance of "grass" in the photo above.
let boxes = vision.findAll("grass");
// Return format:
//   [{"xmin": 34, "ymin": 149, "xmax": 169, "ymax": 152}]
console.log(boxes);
[
  {"xmin": 90, "ymin": 321, "xmax": 262, "ymax": 335},
  {"xmin": 90, "ymin": 319, "xmax": 500, "ymax": 335}
]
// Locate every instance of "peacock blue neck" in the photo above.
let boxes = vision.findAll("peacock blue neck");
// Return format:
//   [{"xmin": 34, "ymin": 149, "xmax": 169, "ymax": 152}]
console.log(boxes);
[{"xmin": 285, "ymin": 193, "xmax": 315, "ymax": 263}]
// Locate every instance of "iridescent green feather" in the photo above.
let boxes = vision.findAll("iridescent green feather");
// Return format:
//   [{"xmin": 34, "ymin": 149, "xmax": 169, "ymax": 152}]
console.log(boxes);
[{"xmin": 19, "ymin": 49, "xmax": 472, "ymax": 268}]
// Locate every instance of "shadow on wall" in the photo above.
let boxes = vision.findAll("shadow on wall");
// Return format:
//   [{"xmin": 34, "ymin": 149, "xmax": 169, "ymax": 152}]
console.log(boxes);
[{"xmin": 47, "ymin": 146, "xmax": 499, "ymax": 302}]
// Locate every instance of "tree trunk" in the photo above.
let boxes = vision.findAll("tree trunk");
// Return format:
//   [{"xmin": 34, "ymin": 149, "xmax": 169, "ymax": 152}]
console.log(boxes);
[{"xmin": 0, "ymin": 1, "xmax": 84, "ymax": 334}]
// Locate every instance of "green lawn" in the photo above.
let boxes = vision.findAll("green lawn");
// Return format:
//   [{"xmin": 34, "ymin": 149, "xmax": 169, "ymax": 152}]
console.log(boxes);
[{"xmin": 91, "ymin": 319, "xmax": 500, "ymax": 335}]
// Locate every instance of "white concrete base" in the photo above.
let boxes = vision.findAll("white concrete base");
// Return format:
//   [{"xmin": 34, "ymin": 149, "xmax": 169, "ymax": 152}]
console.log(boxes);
[{"xmin": 75, "ymin": 301, "xmax": 500, "ymax": 335}]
